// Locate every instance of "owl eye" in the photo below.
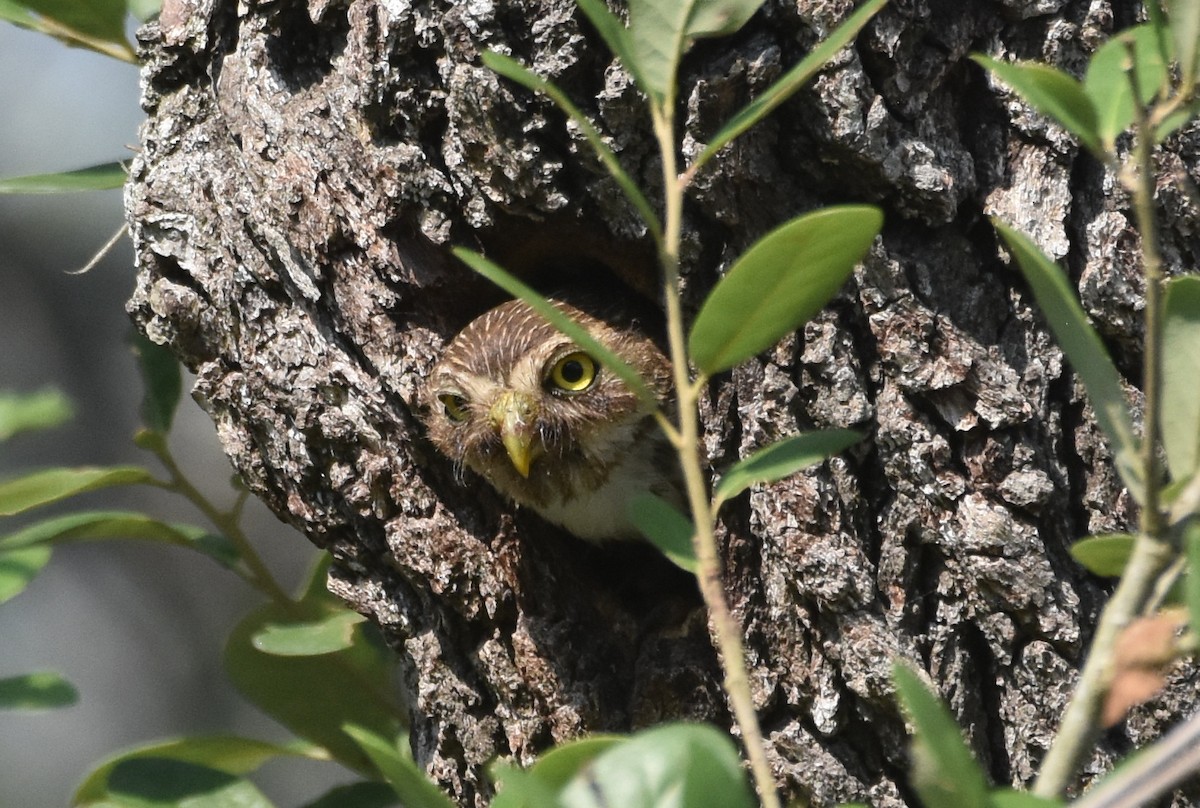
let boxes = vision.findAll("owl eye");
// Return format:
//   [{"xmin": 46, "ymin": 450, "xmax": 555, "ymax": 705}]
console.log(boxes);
[
  {"xmin": 548, "ymin": 352, "xmax": 597, "ymax": 392},
  {"xmin": 439, "ymin": 393, "xmax": 469, "ymax": 422}
]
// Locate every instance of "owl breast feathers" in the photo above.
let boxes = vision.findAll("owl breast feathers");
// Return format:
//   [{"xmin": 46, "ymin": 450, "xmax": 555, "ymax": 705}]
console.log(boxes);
[{"xmin": 422, "ymin": 297, "xmax": 681, "ymax": 541}]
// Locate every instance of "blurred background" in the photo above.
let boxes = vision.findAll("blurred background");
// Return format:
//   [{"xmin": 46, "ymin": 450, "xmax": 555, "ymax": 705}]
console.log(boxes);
[{"xmin": 0, "ymin": 21, "xmax": 353, "ymax": 807}]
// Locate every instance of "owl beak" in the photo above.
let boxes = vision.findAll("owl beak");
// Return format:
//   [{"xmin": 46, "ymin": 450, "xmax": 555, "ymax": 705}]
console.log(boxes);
[{"xmin": 490, "ymin": 391, "xmax": 542, "ymax": 478}]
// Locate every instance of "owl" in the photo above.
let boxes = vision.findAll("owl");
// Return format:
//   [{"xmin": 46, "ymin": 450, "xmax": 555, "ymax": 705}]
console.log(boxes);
[{"xmin": 422, "ymin": 297, "xmax": 680, "ymax": 541}]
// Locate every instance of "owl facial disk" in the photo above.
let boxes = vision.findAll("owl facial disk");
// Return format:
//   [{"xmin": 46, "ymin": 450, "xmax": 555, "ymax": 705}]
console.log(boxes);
[{"xmin": 489, "ymin": 390, "xmax": 543, "ymax": 478}]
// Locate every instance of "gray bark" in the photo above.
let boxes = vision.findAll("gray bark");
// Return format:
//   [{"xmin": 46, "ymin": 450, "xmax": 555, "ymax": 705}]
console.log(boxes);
[{"xmin": 126, "ymin": 0, "xmax": 1200, "ymax": 804}]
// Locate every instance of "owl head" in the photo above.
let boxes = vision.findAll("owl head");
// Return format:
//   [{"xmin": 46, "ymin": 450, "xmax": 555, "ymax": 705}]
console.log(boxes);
[{"xmin": 421, "ymin": 297, "xmax": 674, "ymax": 539}]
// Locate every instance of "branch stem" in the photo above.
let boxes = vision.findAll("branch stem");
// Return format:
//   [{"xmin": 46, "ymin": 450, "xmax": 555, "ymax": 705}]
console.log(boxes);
[
  {"xmin": 1033, "ymin": 93, "xmax": 1175, "ymax": 799},
  {"xmin": 652, "ymin": 104, "xmax": 781, "ymax": 808}
]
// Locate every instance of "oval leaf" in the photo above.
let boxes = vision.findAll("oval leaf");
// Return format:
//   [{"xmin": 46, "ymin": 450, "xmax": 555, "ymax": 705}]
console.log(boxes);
[
  {"xmin": 0, "ymin": 511, "xmax": 238, "ymax": 568},
  {"xmin": 1084, "ymin": 36, "xmax": 1135, "ymax": 150},
  {"xmin": 133, "ymin": 334, "xmax": 183, "ymax": 434},
  {"xmin": 0, "ymin": 388, "xmax": 73, "ymax": 440},
  {"xmin": 993, "ymin": 220, "xmax": 1141, "ymax": 498},
  {"xmin": 0, "ymin": 544, "xmax": 53, "ymax": 604},
  {"xmin": 1069, "ymin": 534, "xmax": 1136, "ymax": 577},
  {"xmin": 74, "ymin": 736, "xmax": 318, "ymax": 804},
  {"xmin": 9, "ymin": 0, "xmax": 132, "ymax": 52},
  {"xmin": 527, "ymin": 735, "xmax": 624, "ymax": 789},
  {"xmin": 689, "ymin": 206, "xmax": 881, "ymax": 375},
  {"xmin": 973, "ymin": 56, "xmax": 1103, "ymax": 156},
  {"xmin": 628, "ymin": 493, "xmax": 697, "ymax": 573},
  {"xmin": 0, "ymin": 466, "xmax": 157, "ymax": 517},
  {"xmin": 343, "ymin": 725, "xmax": 456, "ymax": 808},
  {"xmin": 0, "ymin": 671, "xmax": 78, "ymax": 710},
  {"xmin": 714, "ymin": 429, "xmax": 860, "ymax": 505},
  {"xmin": 0, "ymin": 161, "xmax": 127, "ymax": 194},
  {"xmin": 892, "ymin": 662, "xmax": 991, "ymax": 808},
  {"xmin": 1162, "ymin": 276, "xmax": 1200, "ymax": 482},
  {"xmin": 558, "ymin": 723, "xmax": 755, "ymax": 808},
  {"xmin": 224, "ymin": 602, "xmax": 401, "ymax": 775},
  {"xmin": 252, "ymin": 610, "xmax": 367, "ymax": 656},
  {"xmin": 105, "ymin": 758, "xmax": 273, "ymax": 808}
]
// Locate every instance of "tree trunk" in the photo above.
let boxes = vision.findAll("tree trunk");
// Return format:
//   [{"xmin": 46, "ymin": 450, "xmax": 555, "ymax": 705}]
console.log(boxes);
[{"xmin": 125, "ymin": 0, "xmax": 1200, "ymax": 804}]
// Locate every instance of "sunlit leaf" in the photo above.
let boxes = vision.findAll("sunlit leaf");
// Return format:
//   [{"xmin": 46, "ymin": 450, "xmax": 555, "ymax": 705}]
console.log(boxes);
[
  {"xmin": 225, "ymin": 601, "xmax": 401, "ymax": 775},
  {"xmin": 558, "ymin": 723, "xmax": 755, "ymax": 808},
  {"xmin": 1129, "ymin": 22, "xmax": 1169, "ymax": 105},
  {"xmin": 713, "ymin": 429, "xmax": 860, "ymax": 506},
  {"xmin": 343, "ymin": 725, "xmax": 456, "ymax": 808},
  {"xmin": 132, "ymin": 334, "xmax": 183, "ymax": 434},
  {"xmin": 490, "ymin": 763, "xmax": 562, "ymax": 808},
  {"xmin": 973, "ymin": 56, "xmax": 1103, "ymax": 156},
  {"xmin": 1069, "ymin": 534, "xmax": 1135, "ymax": 577},
  {"xmin": 0, "ymin": 511, "xmax": 238, "ymax": 568},
  {"xmin": 252, "ymin": 610, "xmax": 367, "ymax": 656},
  {"xmin": 892, "ymin": 662, "xmax": 991, "ymax": 808},
  {"xmin": 628, "ymin": 493, "xmax": 697, "ymax": 573},
  {"xmin": 1162, "ymin": 276, "xmax": 1200, "ymax": 482},
  {"xmin": 0, "ymin": 545, "xmax": 53, "ymax": 604},
  {"xmin": 127, "ymin": 0, "xmax": 161, "ymax": 22},
  {"xmin": 1084, "ymin": 36, "xmax": 1135, "ymax": 151},
  {"xmin": 74, "ymin": 736, "xmax": 319, "ymax": 804},
  {"xmin": 480, "ymin": 51, "xmax": 660, "ymax": 238},
  {"xmin": 0, "ymin": 671, "xmax": 78, "ymax": 711},
  {"xmin": 689, "ymin": 206, "xmax": 881, "ymax": 375},
  {"xmin": 0, "ymin": 162, "xmax": 127, "ymax": 194},
  {"xmin": 690, "ymin": 0, "xmax": 886, "ymax": 176},
  {"xmin": 989, "ymin": 790, "xmax": 1064, "ymax": 808},
  {"xmin": 0, "ymin": 0, "xmax": 37, "ymax": 26},
  {"xmin": 1187, "ymin": 520, "xmax": 1200, "ymax": 639},
  {"xmin": 452, "ymin": 249, "xmax": 657, "ymax": 406},
  {"xmin": 526, "ymin": 735, "xmax": 624, "ymax": 789},
  {"xmin": 0, "ymin": 467, "xmax": 157, "ymax": 517},
  {"xmin": 1172, "ymin": 0, "xmax": 1200, "ymax": 89},
  {"xmin": 104, "ymin": 758, "xmax": 274, "ymax": 808},
  {"xmin": 993, "ymin": 220, "xmax": 1141, "ymax": 498},
  {"xmin": 0, "ymin": 389, "xmax": 73, "ymax": 441},
  {"xmin": 575, "ymin": 0, "xmax": 648, "ymax": 94}
]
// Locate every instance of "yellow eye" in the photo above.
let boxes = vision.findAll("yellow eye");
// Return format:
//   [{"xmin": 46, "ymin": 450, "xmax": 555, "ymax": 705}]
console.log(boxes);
[
  {"xmin": 549, "ymin": 352, "xmax": 597, "ymax": 392},
  {"xmin": 439, "ymin": 393, "xmax": 469, "ymax": 422}
]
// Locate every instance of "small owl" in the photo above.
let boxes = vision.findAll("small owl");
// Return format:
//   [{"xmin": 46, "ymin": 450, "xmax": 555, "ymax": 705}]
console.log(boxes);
[{"xmin": 422, "ymin": 297, "xmax": 680, "ymax": 541}]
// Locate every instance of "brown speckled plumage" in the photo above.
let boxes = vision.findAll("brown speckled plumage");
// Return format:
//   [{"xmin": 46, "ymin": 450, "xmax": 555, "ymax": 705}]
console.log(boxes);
[{"xmin": 422, "ymin": 298, "xmax": 680, "ymax": 541}]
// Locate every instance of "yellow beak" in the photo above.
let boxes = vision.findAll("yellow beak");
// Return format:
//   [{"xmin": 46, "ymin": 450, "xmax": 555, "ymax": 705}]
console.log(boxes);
[{"xmin": 489, "ymin": 391, "xmax": 542, "ymax": 478}]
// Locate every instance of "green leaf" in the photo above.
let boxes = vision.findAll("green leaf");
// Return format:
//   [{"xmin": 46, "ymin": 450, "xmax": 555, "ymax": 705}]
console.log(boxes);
[
  {"xmin": 343, "ymin": 725, "xmax": 457, "ymax": 808},
  {"xmin": 1162, "ymin": 276, "xmax": 1200, "ymax": 482},
  {"xmin": 714, "ymin": 429, "xmax": 860, "ymax": 506},
  {"xmin": 690, "ymin": 0, "xmax": 886, "ymax": 177},
  {"xmin": 689, "ymin": 206, "xmax": 881, "ymax": 375},
  {"xmin": 0, "ymin": 466, "xmax": 157, "ymax": 517},
  {"xmin": 972, "ymin": 56, "xmax": 1103, "ymax": 156},
  {"xmin": 0, "ymin": 544, "xmax": 53, "ymax": 604},
  {"xmin": 1171, "ymin": 0, "xmax": 1200, "ymax": 89},
  {"xmin": 1069, "ymin": 533, "xmax": 1135, "ymax": 577},
  {"xmin": 132, "ymin": 334, "xmax": 183, "ymax": 434},
  {"xmin": 0, "ymin": 511, "xmax": 239, "ymax": 568},
  {"xmin": 988, "ymin": 790, "xmax": 1064, "ymax": 808},
  {"xmin": 0, "ymin": 389, "xmax": 73, "ymax": 441},
  {"xmin": 993, "ymin": 220, "xmax": 1142, "ymax": 498},
  {"xmin": 625, "ymin": 0, "xmax": 767, "ymax": 103},
  {"xmin": 480, "ymin": 51, "xmax": 660, "ymax": 238},
  {"xmin": 0, "ymin": 0, "xmax": 37, "ymax": 26},
  {"xmin": 1083, "ymin": 36, "xmax": 1135, "ymax": 150},
  {"xmin": 1187, "ymin": 519, "xmax": 1200, "ymax": 637},
  {"xmin": 127, "ymin": 0, "xmax": 161, "ymax": 22},
  {"xmin": 74, "ymin": 736, "xmax": 319, "ymax": 804},
  {"xmin": 892, "ymin": 662, "xmax": 991, "ymax": 808},
  {"xmin": 224, "ymin": 600, "xmax": 401, "ymax": 775},
  {"xmin": 0, "ymin": 162, "xmax": 127, "ymax": 194},
  {"xmin": 300, "ymin": 782, "xmax": 402, "ymax": 808},
  {"xmin": 0, "ymin": 671, "xmax": 78, "ymax": 710},
  {"xmin": 490, "ymin": 763, "xmax": 562, "ymax": 808},
  {"xmin": 1129, "ymin": 22, "xmax": 1169, "ymax": 105},
  {"xmin": 526, "ymin": 735, "xmax": 624, "ymax": 790},
  {"xmin": 628, "ymin": 493, "xmax": 697, "ymax": 573},
  {"xmin": 252, "ymin": 610, "xmax": 367, "ymax": 656},
  {"xmin": 558, "ymin": 723, "xmax": 755, "ymax": 808},
  {"xmin": 575, "ymin": 0, "xmax": 649, "ymax": 95},
  {"xmin": 103, "ymin": 758, "xmax": 274, "ymax": 808},
  {"xmin": 9, "ymin": 0, "xmax": 130, "ymax": 47},
  {"xmin": 452, "ymin": 249, "xmax": 657, "ymax": 407}
]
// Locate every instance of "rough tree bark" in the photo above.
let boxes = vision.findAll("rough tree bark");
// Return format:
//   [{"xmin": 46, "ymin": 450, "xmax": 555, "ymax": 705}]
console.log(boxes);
[{"xmin": 125, "ymin": 0, "xmax": 1200, "ymax": 805}]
